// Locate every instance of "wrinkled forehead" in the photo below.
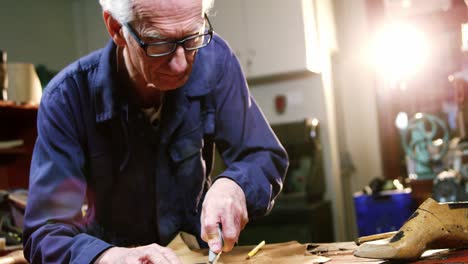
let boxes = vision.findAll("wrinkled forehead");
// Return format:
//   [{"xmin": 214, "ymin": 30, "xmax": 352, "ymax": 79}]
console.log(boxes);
[{"xmin": 132, "ymin": 0, "xmax": 204, "ymax": 37}]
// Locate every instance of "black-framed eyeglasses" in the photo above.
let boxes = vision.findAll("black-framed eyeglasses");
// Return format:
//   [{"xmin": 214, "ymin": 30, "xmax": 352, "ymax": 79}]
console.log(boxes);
[{"xmin": 124, "ymin": 13, "xmax": 213, "ymax": 57}]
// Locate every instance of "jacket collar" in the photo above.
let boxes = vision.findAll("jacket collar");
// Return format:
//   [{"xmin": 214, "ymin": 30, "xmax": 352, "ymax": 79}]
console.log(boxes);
[
  {"xmin": 93, "ymin": 40, "xmax": 119, "ymax": 123},
  {"xmin": 181, "ymin": 45, "xmax": 216, "ymax": 98},
  {"xmin": 92, "ymin": 40, "xmax": 216, "ymax": 124}
]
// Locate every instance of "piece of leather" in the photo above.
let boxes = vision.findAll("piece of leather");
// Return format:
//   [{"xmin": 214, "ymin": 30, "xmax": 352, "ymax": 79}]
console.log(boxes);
[{"xmin": 168, "ymin": 234, "xmax": 327, "ymax": 264}]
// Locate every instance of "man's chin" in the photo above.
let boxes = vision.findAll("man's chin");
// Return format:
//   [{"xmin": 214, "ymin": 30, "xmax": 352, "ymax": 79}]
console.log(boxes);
[
  {"xmin": 153, "ymin": 77, "xmax": 189, "ymax": 91},
  {"xmin": 146, "ymin": 83, "xmax": 180, "ymax": 92}
]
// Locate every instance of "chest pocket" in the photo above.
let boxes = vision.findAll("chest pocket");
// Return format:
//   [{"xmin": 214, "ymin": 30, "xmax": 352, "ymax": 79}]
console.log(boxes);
[
  {"xmin": 168, "ymin": 101, "xmax": 207, "ymax": 214},
  {"xmin": 169, "ymin": 124, "xmax": 204, "ymax": 172}
]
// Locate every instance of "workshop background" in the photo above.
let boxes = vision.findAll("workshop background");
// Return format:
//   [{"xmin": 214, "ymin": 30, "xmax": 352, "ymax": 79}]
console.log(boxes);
[{"xmin": 0, "ymin": 0, "xmax": 467, "ymax": 246}]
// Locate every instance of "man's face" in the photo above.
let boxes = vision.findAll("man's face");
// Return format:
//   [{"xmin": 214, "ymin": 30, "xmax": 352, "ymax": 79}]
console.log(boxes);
[{"xmin": 124, "ymin": 0, "xmax": 204, "ymax": 91}]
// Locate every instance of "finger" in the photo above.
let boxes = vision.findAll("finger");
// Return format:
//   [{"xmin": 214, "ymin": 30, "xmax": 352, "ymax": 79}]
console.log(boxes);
[
  {"xmin": 203, "ymin": 219, "xmax": 223, "ymax": 253},
  {"xmin": 240, "ymin": 214, "xmax": 249, "ymax": 230},
  {"xmin": 123, "ymin": 252, "xmax": 164, "ymax": 264},
  {"xmin": 157, "ymin": 246, "xmax": 182, "ymax": 264},
  {"xmin": 200, "ymin": 201, "xmax": 222, "ymax": 247},
  {"xmin": 220, "ymin": 216, "xmax": 240, "ymax": 251},
  {"xmin": 140, "ymin": 244, "xmax": 173, "ymax": 264}
]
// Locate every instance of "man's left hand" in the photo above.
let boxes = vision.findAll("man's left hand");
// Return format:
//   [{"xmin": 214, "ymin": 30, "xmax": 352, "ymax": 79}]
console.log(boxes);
[{"xmin": 200, "ymin": 178, "xmax": 249, "ymax": 253}]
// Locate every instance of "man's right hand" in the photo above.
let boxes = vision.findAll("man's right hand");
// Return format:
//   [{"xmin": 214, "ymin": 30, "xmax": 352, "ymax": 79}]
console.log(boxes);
[{"xmin": 94, "ymin": 244, "xmax": 182, "ymax": 264}]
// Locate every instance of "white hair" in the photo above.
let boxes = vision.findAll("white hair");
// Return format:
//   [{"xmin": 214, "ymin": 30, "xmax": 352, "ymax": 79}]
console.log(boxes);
[
  {"xmin": 99, "ymin": 0, "xmax": 135, "ymax": 24},
  {"xmin": 99, "ymin": 0, "xmax": 215, "ymax": 24},
  {"xmin": 203, "ymin": 0, "xmax": 215, "ymax": 15}
]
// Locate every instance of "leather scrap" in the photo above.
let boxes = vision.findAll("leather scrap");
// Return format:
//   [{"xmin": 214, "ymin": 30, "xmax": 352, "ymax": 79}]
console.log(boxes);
[{"xmin": 168, "ymin": 234, "xmax": 331, "ymax": 264}]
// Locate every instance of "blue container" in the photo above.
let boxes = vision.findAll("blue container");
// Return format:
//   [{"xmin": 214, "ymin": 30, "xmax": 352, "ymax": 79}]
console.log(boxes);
[{"xmin": 354, "ymin": 189, "xmax": 415, "ymax": 237}]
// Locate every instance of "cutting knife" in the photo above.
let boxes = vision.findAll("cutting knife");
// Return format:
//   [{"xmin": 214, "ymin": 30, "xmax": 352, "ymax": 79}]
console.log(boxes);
[{"xmin": 208, "ymin": 224, "xmax": 223, "ymax": 264}]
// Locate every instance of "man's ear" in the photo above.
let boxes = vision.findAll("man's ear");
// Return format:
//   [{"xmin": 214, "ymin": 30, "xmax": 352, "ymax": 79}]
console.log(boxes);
[{"xmin": 103, "ymin": 11, "xmax": 126, "ymax": 47}]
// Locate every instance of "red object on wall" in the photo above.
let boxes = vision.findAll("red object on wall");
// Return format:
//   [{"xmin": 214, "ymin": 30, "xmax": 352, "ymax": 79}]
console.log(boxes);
[{"xmin": 275, "ymin": 94, "xmax": 287, "ymax": 114}]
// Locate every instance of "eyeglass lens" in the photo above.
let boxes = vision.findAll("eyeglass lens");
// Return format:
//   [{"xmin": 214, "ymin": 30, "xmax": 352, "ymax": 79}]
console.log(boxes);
[{"xmin": 146, "ymin": 33, "xmax": 211, "ymax": 56}]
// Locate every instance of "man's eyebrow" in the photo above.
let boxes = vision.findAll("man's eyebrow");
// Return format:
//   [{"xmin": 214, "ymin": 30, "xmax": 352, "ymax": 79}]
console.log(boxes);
[
  {"xmin": 143, "ymin": 30, "xmax": 165, "ymax": 39},
  {"xmin": 140, "ymin": 20, "xmax": 206, "ymax": 40},
  {"xmin": 137, "ymin": 25, "xmax": 165, "ymax": 39}
]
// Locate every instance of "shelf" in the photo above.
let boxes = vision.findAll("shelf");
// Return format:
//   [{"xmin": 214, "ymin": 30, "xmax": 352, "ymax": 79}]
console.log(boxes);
[
  {"xmin": 0, "ymin": 102, "xmax": 38, "ymax": 126},
  {"xmin": 0, "ymin": 147, "xmax": 28, "ymax": 155},
  {"xmin": 0, "ymin": 101, "xmax": 38, "ymax": 110}
]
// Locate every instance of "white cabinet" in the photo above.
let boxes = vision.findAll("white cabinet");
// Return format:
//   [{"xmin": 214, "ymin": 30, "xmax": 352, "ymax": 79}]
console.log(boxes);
[
  {"xmin": 210, "ymin": 0, "xmax": 321, "ymax": 79},
  {"xmin": 209, "ymin": 1, "xmax": 247, "ymax": 68}
]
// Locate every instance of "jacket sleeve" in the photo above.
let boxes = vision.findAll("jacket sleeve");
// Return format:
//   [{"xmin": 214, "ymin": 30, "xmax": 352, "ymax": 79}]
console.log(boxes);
[
  {"xmin": 212, "ymin": 43, "xmax": 289, "ymax": 219},
  {"xmin": 23, "ymin": 84, "xmax": 112, "ymax": 264}
]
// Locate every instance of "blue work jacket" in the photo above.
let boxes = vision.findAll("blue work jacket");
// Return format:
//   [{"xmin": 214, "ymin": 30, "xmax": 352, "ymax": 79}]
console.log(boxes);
[{"xmin": 23, "ymin": 35, "xmax": 288, "ymax": 264}]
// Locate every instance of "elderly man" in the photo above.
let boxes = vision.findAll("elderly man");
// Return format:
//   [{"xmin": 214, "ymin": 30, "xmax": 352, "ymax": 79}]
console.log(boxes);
[{"xmin": 23, "ymin": 0, "xmax": 288, "ymax": 263}]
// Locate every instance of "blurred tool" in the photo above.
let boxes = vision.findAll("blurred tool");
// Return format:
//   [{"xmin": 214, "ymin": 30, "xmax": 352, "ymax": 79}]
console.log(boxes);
[
  {"xmin": 355, "ymin": 231, "xmax": 397, "ymax": 246},
  {"xmin": 400, "ymin": 113, "xmax": 449, "ymax": 180},
  {"xmin": 0, "ymin": 50, "xmax": 7, "ymax": 101},
  {"xmin": 450, "ymin": 138, "xmax": 468, "ymax": 179},
  {"xmin": 208, "ymin": 224, "xmax": 223, "ymax": 264},
  {"xmin": 432, "ymin": 170, "xmax": 467, "ymax": 202},
  {"xmin": 446, "ymin": 70, "xmax": 468, "ymax": 201},
  {"xmin": 246, "ymin": 240, "xmax": 266, "ymax": 259},
  {"xmin": 270, "ymin": 118, "xmax": 326, "ymax": 201}
]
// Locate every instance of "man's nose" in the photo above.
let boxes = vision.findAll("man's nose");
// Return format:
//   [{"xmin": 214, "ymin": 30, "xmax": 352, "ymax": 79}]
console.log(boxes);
[{"xmin": 168, "ymin": 45, "xmax": 188, "ymax": 74}]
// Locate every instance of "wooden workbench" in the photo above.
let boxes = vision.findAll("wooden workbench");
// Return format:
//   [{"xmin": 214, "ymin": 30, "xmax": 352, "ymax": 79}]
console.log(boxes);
[
  {"xmin": 169, "ymin": 234, "xmax": 468, "ymax": 263},
  {"xmin": 2, "ymin": 240, "xmax": 466, "ymax": 263},
  {"xmin": 307, "ymin": 242, "xmax": 468, "ymax": 263}
]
